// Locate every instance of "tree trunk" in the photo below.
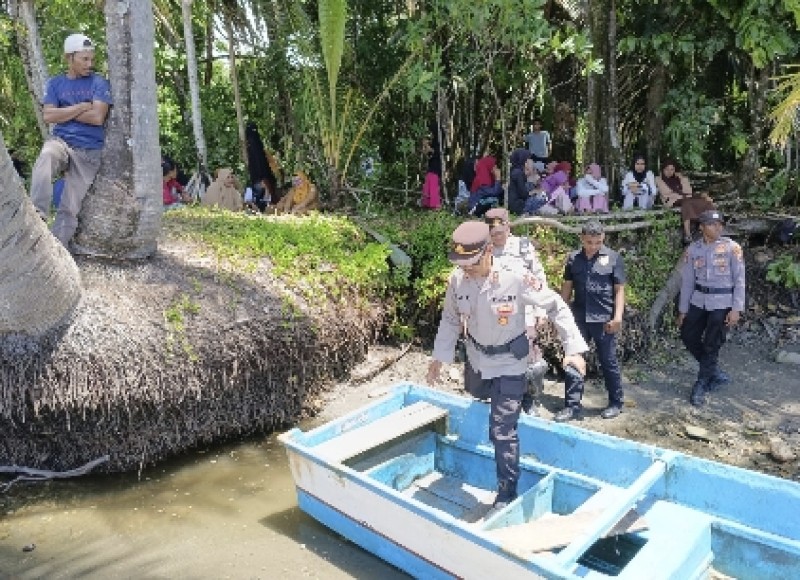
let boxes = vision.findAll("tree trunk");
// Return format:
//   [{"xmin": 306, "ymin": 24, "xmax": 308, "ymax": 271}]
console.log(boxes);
[
  {"xmin": 72, "ymin": 0, "xmax": 162, "ymax": 259},
  {"xmin": 204, "ymin": 4, "xmax": 214, "ymax": 87},
  {"xmin": 585, "ymin": 0, "xmax": 609, "ymax": 170},
  {"xmin": 225, "ymin": 14, "xmax": 247, "ymax": 168},
  {"xmin": 181, "ymin": 0, "xmax": 208, "ymax": 172},
  {"xmin": 0, "ymin": 131, "xmax": 82, "ymax": 336},
  {"xmin": 737, "ymin": 63, "xmax": 770, "ymax": 196},
  {"xmin": 9, "ymin": 0, "xmax": 49, "ymax": 140},
  {"xmin": 645, "ymin": 62, "xmax": 668, "ymax": 169},
  {"xmin": 605, "ymin": 0, "xmax": 625, "ymax": 184}
]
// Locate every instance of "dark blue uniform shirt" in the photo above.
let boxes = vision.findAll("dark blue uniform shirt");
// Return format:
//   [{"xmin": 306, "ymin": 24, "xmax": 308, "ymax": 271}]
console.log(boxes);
[{"xmin": 564, "ymin": 245, "xmax": 626, "ymax": 323}]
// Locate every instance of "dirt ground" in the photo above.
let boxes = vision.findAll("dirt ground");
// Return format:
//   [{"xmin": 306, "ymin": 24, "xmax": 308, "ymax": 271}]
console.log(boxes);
[{"xmin": 320, "ymin": 326, "xmax": 800, "ymax": 483}]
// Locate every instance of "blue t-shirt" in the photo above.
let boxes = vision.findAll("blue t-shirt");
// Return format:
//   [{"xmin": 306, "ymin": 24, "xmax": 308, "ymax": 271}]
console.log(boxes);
[{"xmin": 43, "ymin": 73, "xmax": 112, "ymax": 150}]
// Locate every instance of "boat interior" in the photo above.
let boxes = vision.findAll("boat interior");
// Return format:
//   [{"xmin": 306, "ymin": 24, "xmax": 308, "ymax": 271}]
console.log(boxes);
[{"xmin": 291, "ymin": 386, "xmax": 800, "ymax": 578}]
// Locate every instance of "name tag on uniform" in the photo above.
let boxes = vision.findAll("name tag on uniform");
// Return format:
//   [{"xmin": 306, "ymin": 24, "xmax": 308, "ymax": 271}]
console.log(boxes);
[
  {"xmin": 598, "ymin": 255, "xmax": 609, "ymax": 266},
  {"xmin": 494, "ymin": 303, "xmax": 514, "ymax": 325}
]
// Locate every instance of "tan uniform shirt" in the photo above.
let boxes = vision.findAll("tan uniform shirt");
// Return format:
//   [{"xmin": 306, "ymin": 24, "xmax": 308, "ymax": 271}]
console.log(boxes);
[
  {"xmin": 492, "ymin": 235, "xmax": 547, "ymax": 322},
  {"xmin": 432, "ymin": 265, "xmax": 587, "ymax": 379}
]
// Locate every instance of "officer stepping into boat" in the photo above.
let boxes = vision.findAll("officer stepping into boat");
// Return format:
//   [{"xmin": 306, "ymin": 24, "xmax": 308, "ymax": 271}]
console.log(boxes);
[
  {"xmin": 677, "ymin": 210, "xmax": 745, "ymax": 407},
  {"xmin": 426, "ymin": 221, "xmax": 587, "ymax": 509}
]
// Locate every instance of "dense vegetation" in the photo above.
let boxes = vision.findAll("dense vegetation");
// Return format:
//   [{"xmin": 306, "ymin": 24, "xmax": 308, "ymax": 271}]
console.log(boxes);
[{"xmin": 4, "ymin": 0, "xmax": 800, "ymax": 206}]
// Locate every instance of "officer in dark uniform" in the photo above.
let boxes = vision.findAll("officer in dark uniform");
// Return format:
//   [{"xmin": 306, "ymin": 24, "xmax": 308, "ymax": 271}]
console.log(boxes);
[
  {"xmin": 426, "ymin": 221, "xmax": 587, "ymax": 509},
  {"xmin": 559, "ymin": 220, "xmax": 626, "ymax": 421},
  {"xmin": 678, "ymin": 210, "xmax": 745, "ymax": 406}
]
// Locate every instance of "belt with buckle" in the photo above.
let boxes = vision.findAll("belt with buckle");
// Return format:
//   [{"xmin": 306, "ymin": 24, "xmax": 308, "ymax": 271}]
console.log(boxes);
[
  {"xmin": 467, "ymin": 333, "xmax": 525, "ymax": 356},
  {"xmin": 694, "ymin": 284, "xmax": 733, "ymax": 295}
]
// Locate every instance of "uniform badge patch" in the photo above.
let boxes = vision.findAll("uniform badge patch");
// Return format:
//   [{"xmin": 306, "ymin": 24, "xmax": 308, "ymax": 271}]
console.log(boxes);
[
  {"xmin": 598, "ymin": 255, "xmax": 609, "ymax": 266},
  {"xmin": 732, "ymin": 245, "xmax": 743, "ymax": 261},
  {"xmin": 525, "ymin": 274, "xmax": 542, "ymax": 291},
  {"xmin": 497, "ymin": 303, "xmax": 513, "ymax": 325}
]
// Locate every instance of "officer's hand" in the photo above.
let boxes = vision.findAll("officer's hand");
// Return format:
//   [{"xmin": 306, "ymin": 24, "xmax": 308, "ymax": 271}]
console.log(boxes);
[
  {"xmin": 604, "ymin": 319, "xmax": 622, "ymax": 334},
  {"xmin": 676, "ymin": 313, "xmax": 685, "ymax": 328},
  {"xmin": 725, "ymin": 310, "xmax": 741, "ymax": 327},
  {"xmin": 562, "ymin": 354, "xmax": 586, "ymax": 376},
  {"xmin": 426, "ymin": 360, "xmax": 443, "ymax": 385}
]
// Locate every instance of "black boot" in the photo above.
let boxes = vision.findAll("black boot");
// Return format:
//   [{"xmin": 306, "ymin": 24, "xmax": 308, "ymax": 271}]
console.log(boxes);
[
  {"xmin": 690, "ymin": 379, "xmax": 708, "ymax": 407},
  {"xmin": 492, "ymin": 480, "xmax": 518, "ymax": 509}
]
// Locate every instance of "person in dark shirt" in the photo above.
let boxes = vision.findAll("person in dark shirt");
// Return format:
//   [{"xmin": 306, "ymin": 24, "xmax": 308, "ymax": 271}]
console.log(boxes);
[{"xmin": 558, "ymin": 220, "xmax": 626, "ymax": 421}]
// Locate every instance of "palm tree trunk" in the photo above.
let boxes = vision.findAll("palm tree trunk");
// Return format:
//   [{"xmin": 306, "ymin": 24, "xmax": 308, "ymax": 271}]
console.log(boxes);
[
  {"xmin": 0, "ymin": 131, "xmax": 82, "ymax": 336},
  {"xmin": 72, "ymin": 0, "xmax": 162, "ymax": 259},
  {"xmin": 181, "ymin": 0, "xmax": 209, "ymax": 172},
  {"xmin": 9, "ymin": 0, "xmax": 49, "ymax": 140},
  {"xmin": 224, "ymin": 14, "xmax": 247, "ymax": 168}
]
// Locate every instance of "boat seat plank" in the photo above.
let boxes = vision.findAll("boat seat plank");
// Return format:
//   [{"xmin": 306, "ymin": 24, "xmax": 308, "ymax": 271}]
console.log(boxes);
[
  {"xmin": 485, "ymin": 509, "xmax": 648, "ymax": 555},
  {"xmin": 403, "ymin": 472, "xmax": 496, "ymax": 523},
  {"xmin": 314, "ymin": 402, "xmax": 448, "ymax": 463}
]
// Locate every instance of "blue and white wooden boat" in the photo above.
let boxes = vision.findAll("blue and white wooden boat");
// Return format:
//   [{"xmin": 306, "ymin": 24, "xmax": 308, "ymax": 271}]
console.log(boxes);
[{"xmin": 279, "ymin": 384, "xmax": 800, "ymax": 579}]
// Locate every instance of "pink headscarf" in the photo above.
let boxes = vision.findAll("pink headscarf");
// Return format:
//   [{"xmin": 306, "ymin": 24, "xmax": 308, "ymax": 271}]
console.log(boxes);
[
  {"xmin": 471, "ymin": 156, "xmax": 497, "ymax": 192},
  {"xmin": 587, "ymin": 163, "xmax": 602, "ymax": 179}
]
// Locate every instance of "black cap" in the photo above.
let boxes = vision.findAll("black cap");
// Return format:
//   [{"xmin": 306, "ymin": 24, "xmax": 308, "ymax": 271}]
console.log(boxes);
[
  {"xmin": 448, "ymin": 222, "xmax": 490, "ymax": 265},
  {"xmin": 698, "ymin": 210, "xmax": 724, "ymax": 224}
]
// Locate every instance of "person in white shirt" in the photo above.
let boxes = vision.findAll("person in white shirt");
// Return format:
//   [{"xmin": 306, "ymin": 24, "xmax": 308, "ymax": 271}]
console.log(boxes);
[
  {"xmin": 575, "ymin": 163, "xmax": 610, "ymax": 213},
  {"xmin": 621, "ymin": 154, "xmax": 656, "ymax": 210}
]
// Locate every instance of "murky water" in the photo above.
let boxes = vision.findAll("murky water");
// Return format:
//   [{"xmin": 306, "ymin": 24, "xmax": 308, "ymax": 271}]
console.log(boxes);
[{"xmin": 0, "ymin": 430, "xmax": 409, "ymax": 579}]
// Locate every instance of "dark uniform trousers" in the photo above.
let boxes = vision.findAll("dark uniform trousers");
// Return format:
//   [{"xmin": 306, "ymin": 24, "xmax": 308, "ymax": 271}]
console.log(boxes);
[
  {"xmin": 465, "ymin": 361, "xmax": 525, "ymax": 488},
  {"xmin": 680, "ymin": 304, "xmax": 729, "ymax": 382},
  {"xmin": 566, "ymin": 321, "xmax": 623, "ymax": 410}
]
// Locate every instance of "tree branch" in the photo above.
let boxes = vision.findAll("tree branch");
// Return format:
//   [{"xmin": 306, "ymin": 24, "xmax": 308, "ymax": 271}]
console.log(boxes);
[{"xmin": 1, "ymin": 455, "xmax": 110, "ymax": 492}]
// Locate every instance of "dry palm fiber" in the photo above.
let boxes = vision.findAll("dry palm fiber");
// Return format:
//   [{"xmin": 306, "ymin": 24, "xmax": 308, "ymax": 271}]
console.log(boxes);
[{"xmin": 0, "ymin": 237, "xmax": 383, "ymax": 472}]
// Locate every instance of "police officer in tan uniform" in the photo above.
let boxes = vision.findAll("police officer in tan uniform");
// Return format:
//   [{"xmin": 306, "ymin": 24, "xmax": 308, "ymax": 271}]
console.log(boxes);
[
  {"xmin": 484, "ymin": 208, "xmax": 550, "ymax": 414},
  {"xmin": 678, "ymin": 210, "xmax": 745, "ymax": 407},
  {"xmin": 426, "ymin": 221, "xmax": 587, "ymax": 508}
]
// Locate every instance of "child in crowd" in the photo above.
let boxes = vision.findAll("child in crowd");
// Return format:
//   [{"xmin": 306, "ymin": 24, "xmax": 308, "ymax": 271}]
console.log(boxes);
[{"xmin": 162, "ymin": 159, "xmax": 190, "ymax": 209}]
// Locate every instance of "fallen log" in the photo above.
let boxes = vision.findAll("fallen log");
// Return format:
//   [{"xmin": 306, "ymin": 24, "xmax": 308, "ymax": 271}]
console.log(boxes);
[
  {"xmin": 648, "ymin": 260, "xmax": 683, "ymax": 331},
  {"xmin": 510, "ymin": 215, "xmax": 667, "ymax": 234}
]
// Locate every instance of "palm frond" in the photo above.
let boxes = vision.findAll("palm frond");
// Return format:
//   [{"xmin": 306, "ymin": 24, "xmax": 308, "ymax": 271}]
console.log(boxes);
[
  {"xmin": 769, "ymin": 65, "xmax": 800, "ymax": 147},
  {"xmin": 318, "ymin": 0, "xmax": 346, "ymax": 108}
]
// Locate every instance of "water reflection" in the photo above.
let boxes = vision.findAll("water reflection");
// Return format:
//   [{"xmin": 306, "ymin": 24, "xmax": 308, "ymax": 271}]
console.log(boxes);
[{"xmin": 0, "ymin": 430, "xmax": 408, "ymax": 579}]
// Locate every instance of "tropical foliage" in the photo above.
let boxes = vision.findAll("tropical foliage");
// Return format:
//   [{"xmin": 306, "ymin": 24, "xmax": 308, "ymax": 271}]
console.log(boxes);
[{"xmin": 2, "ymin": 0, "xmax": 800, "ymax": 202}]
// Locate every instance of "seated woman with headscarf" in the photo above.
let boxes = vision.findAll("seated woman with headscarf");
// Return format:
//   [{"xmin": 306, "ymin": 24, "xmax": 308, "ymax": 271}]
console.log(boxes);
[
  {"xmin": 655, "ymin": 158, "xmax": 692, "ymax": 207},
  {"xmin": 575, "ymin": 163, "xmax": 609, "ymax": 213},
  {"xmin": 507, "ymin": 148, "xmax": 531, "ymax": 215},
  {"xmin": 273, "ymin": 171, "xmax": 319, "ymax": 215},
  {"xmin": 467, "ymin": 156, "xmax": 504, "ymax": 217},
  {"xmin": 245, "ymin": 122, "xmax": 280, "ymax": 209},
  {"xmin": 541, "ymin": 167, "xmax": 573, "ymax": 214},
  {"xmin": 621, "ymin": 153, "xmax": 656, "ymax": 210},
  {"xmin": 453, "ymin": 156, "xmax": 476, "ymax": 214},
  {"xmin": 202, "ymin": 167, "xmax": 244, "ymax": 212}
]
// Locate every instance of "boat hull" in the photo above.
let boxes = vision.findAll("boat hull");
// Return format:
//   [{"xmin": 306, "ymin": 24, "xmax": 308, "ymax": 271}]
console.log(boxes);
[{"xmin": 280, "ymin": 384, "xmax": 800, "ymax": 579}]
